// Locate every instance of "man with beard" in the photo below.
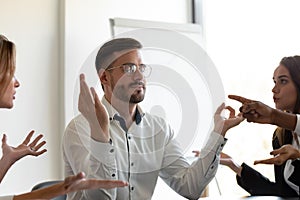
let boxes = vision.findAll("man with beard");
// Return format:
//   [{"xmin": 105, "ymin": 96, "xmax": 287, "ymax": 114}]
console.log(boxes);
[{"xmin": 62, "ymin": 38, "xmax": 244, "ymax": 200}]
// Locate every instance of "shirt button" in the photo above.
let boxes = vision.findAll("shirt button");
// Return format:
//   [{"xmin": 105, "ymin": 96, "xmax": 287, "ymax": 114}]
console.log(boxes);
[
  {"xmin": 112, "ymin": 173, "xmax": 115, "ymax": 177},
  {"xmin": 131, "ymin": 162, "xmax": 134, "ymax": 166},
  {"xmin": 110, "ymin": 149, "xmax": 114, "ymax": 153},
  {"xmin": 131, "ymin": 186, "xmax": 134, "ymax": 191}
]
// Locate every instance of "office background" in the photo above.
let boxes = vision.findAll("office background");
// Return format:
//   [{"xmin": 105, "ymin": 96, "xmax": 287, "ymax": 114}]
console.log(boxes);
[{"xmin": 0, "ymin": 0, "xmax": 300, "ymax": 198}]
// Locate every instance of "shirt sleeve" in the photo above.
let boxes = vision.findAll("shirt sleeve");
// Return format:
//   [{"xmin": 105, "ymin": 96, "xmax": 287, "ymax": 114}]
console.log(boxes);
[
  {"xmin": 159, "ymin": 130, "xmax": 226, "ymax": 200},
  {"xmin": 63, "ymin": 115, "xmax": 117, "ymax": 200},
  {"xmin": 294, "ymin": 114, "xmax": 300, "ymax": 137},
  {"xmin": 236, "ymin": 163, "xmax": 277, "ymax": 196}
]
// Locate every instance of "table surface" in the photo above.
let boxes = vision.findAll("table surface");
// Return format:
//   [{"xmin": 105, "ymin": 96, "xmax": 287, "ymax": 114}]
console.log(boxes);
[{"xmin": 200, "ymin": 196, "xmax": 299, "ymax": 200}]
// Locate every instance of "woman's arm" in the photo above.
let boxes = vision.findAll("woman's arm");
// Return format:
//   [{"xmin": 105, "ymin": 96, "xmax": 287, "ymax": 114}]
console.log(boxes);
[
  {"xmin": 193, "ymin": 151, "xmax": 243, "ymax": 176},
  {"xmin": 228, "ymin": 95, "xmax": 298, "ymax": 130},
  {"xmin": 219, "ymin": 152, "xmax": 243, "ymax": 176},
  {"xmin": 13, "ymin": 172, "xmax": 128, "ymax": 200},
  {"xmin": 0, "ymin": 131, "xmax": 46, "ymax": 183},
  {"xmin": 254, "ymin": 144, "xmax": 300, "ymax": 165}
]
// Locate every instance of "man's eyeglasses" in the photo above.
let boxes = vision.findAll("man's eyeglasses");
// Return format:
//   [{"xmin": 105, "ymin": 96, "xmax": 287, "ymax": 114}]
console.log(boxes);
[{"xmin": 106, "ymin": 63, "xmax": 152, "ymax": 78}]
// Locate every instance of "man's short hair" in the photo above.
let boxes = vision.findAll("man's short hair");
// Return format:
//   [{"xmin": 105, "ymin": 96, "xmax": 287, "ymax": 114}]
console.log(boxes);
[{"xmin": 95, "ymin": 38, "xmax": 142, "ymax": 73}]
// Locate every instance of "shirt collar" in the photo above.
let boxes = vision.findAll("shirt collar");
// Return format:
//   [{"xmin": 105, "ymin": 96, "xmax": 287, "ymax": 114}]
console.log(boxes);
[{"xmin": 101, "ymin": 96, "xmax": 145, "ymax": 125}]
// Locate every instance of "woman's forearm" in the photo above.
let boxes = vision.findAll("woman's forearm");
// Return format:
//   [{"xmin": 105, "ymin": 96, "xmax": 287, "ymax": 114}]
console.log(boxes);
[
  {"xmin": 228, "ymin": 161, "xmax": 242, "ymax": 177},
  {"xmin": 0, "ymin": 156, "xmax": 15, "ymax": 183},
  {"xmin": 13, "ymin": 182, "xmax": 65, "ymax": 200},
  {"xmin": 272, "ymin": 109, "xmax": 297, "ymax": 131}
]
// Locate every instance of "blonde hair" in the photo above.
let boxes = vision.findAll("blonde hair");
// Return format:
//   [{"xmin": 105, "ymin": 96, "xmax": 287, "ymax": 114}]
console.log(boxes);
[
  {"xmin": 0, "ymin": 35, "xmax": 16, "ymax": 96},
  {"xmin": 273, "ymin": 127, "xmax": 284, "ymax": 146}
]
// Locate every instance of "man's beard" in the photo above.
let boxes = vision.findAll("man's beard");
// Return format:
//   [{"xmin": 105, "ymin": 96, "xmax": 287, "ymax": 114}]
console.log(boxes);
[
  {"xmin": 113, "ymin": 84, "xmax": 146, "ymax": 104},
  {"xmin": 129, "ymin": 89, "xmax": 145, "ymax": 103}
]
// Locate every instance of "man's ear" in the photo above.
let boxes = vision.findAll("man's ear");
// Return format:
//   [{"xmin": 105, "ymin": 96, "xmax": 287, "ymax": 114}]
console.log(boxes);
[{"xmin": 99, "ymin": 69, "xmax": 109, "ymax": 85}]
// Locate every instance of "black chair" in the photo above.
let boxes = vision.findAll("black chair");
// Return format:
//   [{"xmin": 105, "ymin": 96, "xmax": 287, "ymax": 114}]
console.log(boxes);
[{"xmin": 31, "ymin": 180, "xmax": 66, "ymax": 200}]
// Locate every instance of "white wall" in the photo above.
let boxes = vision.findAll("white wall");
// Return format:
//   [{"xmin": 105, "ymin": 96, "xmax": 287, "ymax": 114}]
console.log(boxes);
[{"xmin": 0, "ymin": 0, "xmax": 62, "ymax": 195}]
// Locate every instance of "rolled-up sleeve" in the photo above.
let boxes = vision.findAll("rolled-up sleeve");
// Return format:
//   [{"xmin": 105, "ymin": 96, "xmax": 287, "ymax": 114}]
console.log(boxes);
[{"xmin": 159, "ymin": 130, "xmax": 226, "ymax": 200}]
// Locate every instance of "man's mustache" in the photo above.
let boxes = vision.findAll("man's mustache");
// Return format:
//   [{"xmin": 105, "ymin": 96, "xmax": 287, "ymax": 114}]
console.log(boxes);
[{"xmin": 129, "ymin": 82, "xmax": 145, "ymax": 87}]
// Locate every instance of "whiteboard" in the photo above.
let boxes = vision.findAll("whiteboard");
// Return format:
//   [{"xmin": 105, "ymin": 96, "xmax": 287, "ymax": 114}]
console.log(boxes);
[{"xmin": 110, "ymin": 17, "xmax": 205, "ymax": 48}]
